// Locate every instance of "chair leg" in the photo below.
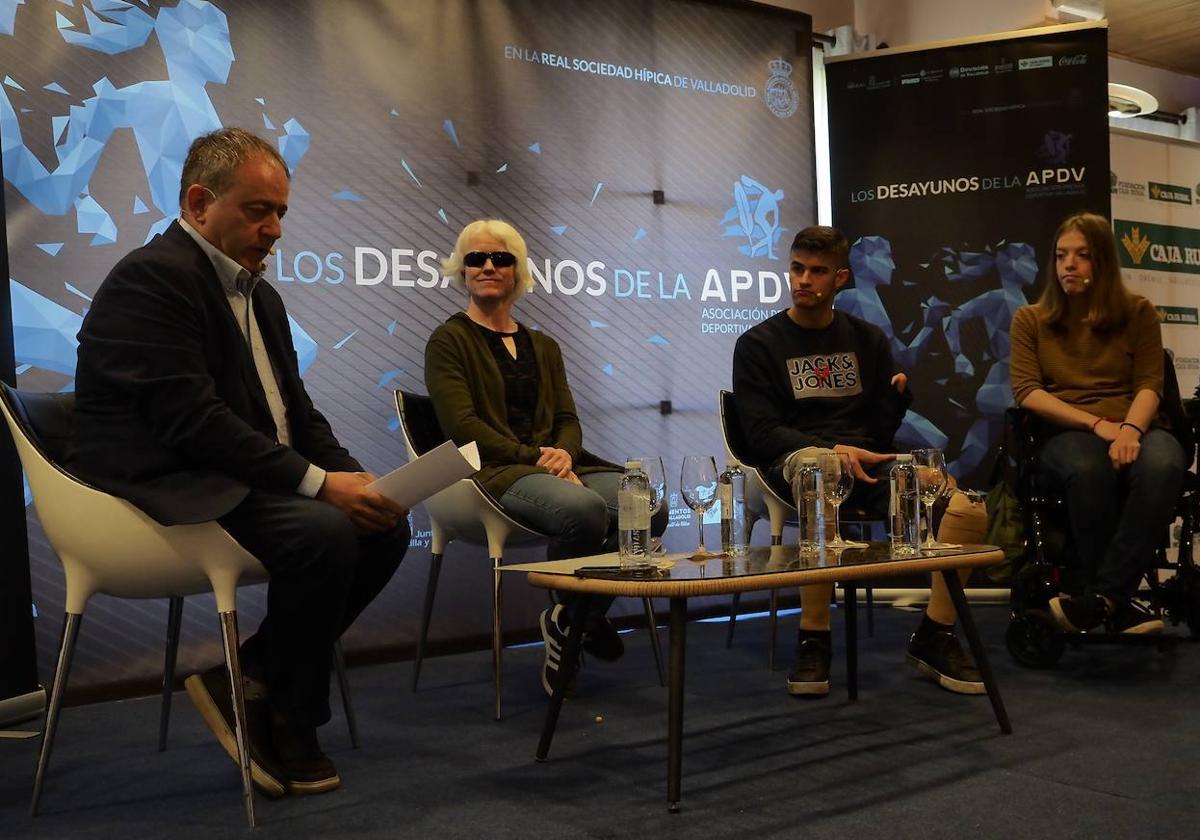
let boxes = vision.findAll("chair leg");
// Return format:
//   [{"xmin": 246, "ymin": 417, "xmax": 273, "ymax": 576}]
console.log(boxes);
[
  {"xmin": 30, "ymin": 612, "xmax": 82, "ymax": 818},
  {"xmin": 725, "ymin": 593, "xmax": 740, "ymax": 648},
  {"xmin": 411, "ymin": 552, "xmax": 444, "ymax": 692},
  {"xmin": 865, "ymin": 586, "xmax": 875, "ymax": 638},
  {"xmin": 767, "ymin": 590, "xmax": 779, "ymax": 671},
  {"xmin": 643, "ymin": 598, "xmax": 666, "ymax": 687},
  {"xmin": 158, "ymin": 596, "xmax": 184, "ymax": 752},
  {"xmin": 492, "ymin": 556, "xmax": 504, "ymax": 722},
  {"xmin": 218, "ymin": 610, "xmax": 256, "ymax": 829},
  {"xmin": 333, "ymin": 641, "xmax": 359, "ymax": 749}
]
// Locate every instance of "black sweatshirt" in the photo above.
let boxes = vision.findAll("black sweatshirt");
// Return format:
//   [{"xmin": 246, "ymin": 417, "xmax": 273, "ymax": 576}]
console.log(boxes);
[{"xmin": 731, "ymin": 310, "xmax": 911, "ymax": 468}]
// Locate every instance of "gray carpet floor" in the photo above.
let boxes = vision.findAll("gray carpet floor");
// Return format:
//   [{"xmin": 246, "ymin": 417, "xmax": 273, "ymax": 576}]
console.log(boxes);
[{"xmin": 1, "ymin": 604, "xmax": 1197, "ymax": 839}]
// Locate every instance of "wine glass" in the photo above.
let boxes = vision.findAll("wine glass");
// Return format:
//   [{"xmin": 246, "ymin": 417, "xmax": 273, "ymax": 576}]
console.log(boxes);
[
  {"xmin": 680, "ymin": 455, "xmax": 718, "ymax": 559},
  {"xmin": 637, "ymin": 456, "xmax": 666, "ymax": 555},
  {"xmin": 818, "ymin": 451, "xmax": 859, "ymax": 549},
  {"xmin": 912, "ymin": 448, "xmax": 949, "ymax": 549}
]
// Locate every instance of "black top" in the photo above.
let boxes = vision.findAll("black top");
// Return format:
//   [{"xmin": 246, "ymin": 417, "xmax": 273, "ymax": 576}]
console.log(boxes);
[
  {"xmin": 472, "ymin": 322, "xmax": 540, "ymax": 444},
  {"xmin": 731, "ymin": 309, "xmax": 911, "ymax": 468}
]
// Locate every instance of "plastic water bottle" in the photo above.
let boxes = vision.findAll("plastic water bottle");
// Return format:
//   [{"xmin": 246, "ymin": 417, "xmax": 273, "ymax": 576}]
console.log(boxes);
[
  {"xmin": 618, "ymin": 459, "xmax": 652, "ymax": 569},
  {"xmin": 792, "ymin": 457, "xmax": 824, "ymax": 554},
  {"xmin": 889, "ymin": 453, "xmax": 921, "ymax": 557},
  {"xmin": 719, "ymin": 461, "xmax": 747, "ymax": 556}
]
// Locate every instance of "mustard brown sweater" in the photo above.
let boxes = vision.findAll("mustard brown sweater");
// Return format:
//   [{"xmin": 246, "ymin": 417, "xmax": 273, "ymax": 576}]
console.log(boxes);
[{"xmin": 1009, "ymin": 295, "xmax": 1164, "ymax": 424}]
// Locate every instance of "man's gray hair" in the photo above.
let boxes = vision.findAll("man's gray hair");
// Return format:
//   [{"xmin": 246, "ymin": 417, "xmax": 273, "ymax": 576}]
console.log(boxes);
[{"xmin": 178, "ymin": 127, "xmax": 289, "ymax": 207}]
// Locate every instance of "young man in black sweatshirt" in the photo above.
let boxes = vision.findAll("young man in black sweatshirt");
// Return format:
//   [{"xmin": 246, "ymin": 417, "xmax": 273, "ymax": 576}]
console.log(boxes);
[{"xmin": 732, "ymin": 225, "xmax": 983, "ymax": 697}]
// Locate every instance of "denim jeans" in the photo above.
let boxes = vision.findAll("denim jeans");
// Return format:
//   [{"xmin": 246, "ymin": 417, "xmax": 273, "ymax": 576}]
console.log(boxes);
[
  {"xmin": 1038, "ymin": 428, "xmax": 1186, "ymax": 598},
  {"xmin": 501, "ymin": 470, "xmax": 670, "ymax": 623},
  {"xmin": 500, "ymin": 470, "xmax": 668, "ymax": 560}
]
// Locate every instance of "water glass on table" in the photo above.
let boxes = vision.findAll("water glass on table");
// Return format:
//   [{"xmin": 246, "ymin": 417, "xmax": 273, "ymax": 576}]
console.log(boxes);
[{"xmin": 680, "ymin": 455, "xmax": 718, "ymax": 560}]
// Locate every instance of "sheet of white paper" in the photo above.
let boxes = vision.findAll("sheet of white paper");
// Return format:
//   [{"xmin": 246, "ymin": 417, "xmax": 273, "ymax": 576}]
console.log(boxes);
[{"xmin": 368, "ymin": 440, "xmax": 480, "ymax": 509}]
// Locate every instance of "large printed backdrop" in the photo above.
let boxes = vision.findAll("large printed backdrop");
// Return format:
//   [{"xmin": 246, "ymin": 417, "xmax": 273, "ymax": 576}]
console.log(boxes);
[
  {"xmin": 826, "ymin": 25, "xmax": 1110, "ymax": 485},
  {"xmin": 1111, "ymin": 130, "xmax": 1200, "ymax": 397},
  {"xmin": 1, "ymin": 0, "xmax": 813, "ymax": 690}
]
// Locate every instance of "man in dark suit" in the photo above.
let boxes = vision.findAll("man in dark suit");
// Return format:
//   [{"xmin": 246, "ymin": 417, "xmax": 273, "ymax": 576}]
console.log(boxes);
[{"xmin": 69, "ymin": 128, "xmax": 408, "ymax": 797}]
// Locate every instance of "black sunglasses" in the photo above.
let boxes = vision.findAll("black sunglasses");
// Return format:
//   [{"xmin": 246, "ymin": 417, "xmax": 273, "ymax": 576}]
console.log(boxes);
[{"xmin": 463, "ymin": 250, "xmax": 517, "ymax": 269}]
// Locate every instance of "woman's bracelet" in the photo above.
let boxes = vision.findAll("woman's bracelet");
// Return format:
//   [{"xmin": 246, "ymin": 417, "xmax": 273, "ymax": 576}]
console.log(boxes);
[
  {"xmin": 1090, "ymin": 416, "xmax": 1104, "ymax": 432},
  {"xmin": 1120, "ymin": 421, "xmax": 1145, "ymax": 438}
]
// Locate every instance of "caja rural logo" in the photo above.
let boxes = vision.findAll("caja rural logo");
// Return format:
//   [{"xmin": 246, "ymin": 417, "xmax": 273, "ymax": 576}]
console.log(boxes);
[{"xmin": 1121, "ymin": 226, "xmax": 1151, "ymax": 264}]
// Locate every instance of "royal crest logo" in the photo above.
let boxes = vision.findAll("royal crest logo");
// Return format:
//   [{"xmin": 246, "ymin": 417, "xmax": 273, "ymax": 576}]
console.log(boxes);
[
  {"xmin": 1122, "ymin": 226, "xmax": 1151, "ymax": 265},
  {"xmin": 720, "ymin": 175, "xmax": 785, "ymax": 259},
  {"xmin": 764, "ymin": 57, "xmax": 798, "ymax": 118}
]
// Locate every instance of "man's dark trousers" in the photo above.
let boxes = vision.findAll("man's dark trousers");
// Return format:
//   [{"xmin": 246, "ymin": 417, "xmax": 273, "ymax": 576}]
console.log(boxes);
[{"xmin": 219, "ymin": 491, "xmax": 409, "ymax": 728}]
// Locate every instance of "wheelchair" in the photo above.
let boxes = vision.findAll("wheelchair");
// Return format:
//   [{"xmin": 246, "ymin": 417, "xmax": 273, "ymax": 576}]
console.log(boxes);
[{"xmin": 1004, "ymin": 387, "xmax": 1200, "ymax": 668}]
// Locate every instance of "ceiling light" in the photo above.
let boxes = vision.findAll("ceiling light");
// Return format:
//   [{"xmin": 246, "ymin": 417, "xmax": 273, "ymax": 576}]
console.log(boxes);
[
  {"xmin": 1108, "ymin": 83, "xmax": 1158, "ymax": 118},
  {"xmin": 1053, "ymin": 1, "xmax": 1105, "ymax": 22}
]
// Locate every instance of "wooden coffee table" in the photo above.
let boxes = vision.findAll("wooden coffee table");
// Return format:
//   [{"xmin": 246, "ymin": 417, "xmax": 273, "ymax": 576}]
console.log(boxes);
[{"xmin": 505, "ymin": 542, "xmax": 1010, "ymax": 813}]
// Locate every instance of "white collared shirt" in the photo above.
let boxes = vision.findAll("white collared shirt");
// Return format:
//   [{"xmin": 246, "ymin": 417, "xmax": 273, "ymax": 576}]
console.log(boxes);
[{"xmin": 178, "ymin": 218, "xmax": 325, "ymax": 498}]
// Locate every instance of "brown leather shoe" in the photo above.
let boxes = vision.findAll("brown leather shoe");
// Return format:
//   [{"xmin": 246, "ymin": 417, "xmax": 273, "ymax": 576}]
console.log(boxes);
[{"xmin": 184, "ymin": 666, "xmax": 286, "ymax": 798}]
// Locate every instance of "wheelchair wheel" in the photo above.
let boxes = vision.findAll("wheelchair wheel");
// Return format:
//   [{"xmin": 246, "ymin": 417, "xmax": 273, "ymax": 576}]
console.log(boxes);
[{"xmin": 1006, "ymin": 612, "xmax": 1064, "ymax": 668}]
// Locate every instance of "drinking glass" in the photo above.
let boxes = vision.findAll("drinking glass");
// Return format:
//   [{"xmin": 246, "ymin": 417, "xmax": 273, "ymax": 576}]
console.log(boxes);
[
  {"xmin": 680, "ymin": 455, "xmax": 718, "ymax": 558},
  {"xmin": 818, "ymin": 451, "xmax": 861, "ymax": 549},
  {"xmin": 638, "ymin": 456, "xmax": 667, "ymax": 554},
  {"xmin": 913, "ymin": 448, "xmax": 950, "ymax": 548}
]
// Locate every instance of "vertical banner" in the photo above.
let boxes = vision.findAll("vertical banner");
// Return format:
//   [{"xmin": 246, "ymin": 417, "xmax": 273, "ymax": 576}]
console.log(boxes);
[
  {"xmin": 1110, "ymin": 129, "xmax": 1200, "ymax": 397},
  {"xmin": 825, "ymin": 23, "xmax": 1110, "ymax": 485},
  {"xmin": 0, "ymin": 149, "xmax": 41, "ymax": 722},
  {"xmin": 2, "ymin": 0, "xmax": 813, "ymax": 692}
]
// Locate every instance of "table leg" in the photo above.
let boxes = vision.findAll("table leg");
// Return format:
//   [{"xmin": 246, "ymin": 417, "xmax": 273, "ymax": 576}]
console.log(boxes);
[
  {"xmin": 536, "ymin": 596, "xmax": 591, "ymax": 761},
  {"xmin": 667, "ymin": 597, "xmax": 687, "ymax": 814},
  {"xmin": 941, "ymin": 570, "xmax": 1012, "ymax": 734},
  {"xmin": 843, "ymin": 583, "xmax": 858, "ymax": 702}
]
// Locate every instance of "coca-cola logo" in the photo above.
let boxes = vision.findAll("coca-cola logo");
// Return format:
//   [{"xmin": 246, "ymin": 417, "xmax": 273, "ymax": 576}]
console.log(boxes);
[{"xmin": 1058, "ymin": 54, "xmax": 1088, "ymax": 66}]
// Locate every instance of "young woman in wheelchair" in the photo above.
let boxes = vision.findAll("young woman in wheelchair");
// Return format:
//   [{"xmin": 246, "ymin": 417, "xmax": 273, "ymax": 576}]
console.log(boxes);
[{"xmin": 1009, "ymin": 211, "xmax": 1187, "ymax": 635}]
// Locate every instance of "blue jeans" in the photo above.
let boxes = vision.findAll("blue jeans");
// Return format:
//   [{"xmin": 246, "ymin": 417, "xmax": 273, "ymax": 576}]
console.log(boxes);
[
  {"xmin": 1038, "ymin": 428, "xmax": 1186, "ymax": 598},
  {"xmin": 501, "ymin": 470, "xmax": 670, "ymax": 622},
  {"xmin": 500, "ymin": 470, "xmax": 668, "ymax": 561}
]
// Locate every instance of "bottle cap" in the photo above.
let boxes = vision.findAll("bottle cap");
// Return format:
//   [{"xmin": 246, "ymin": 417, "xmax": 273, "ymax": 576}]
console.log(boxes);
[
  {"xmin": 625, "ymin": 459, "xmax": 643, "ymax": 470},
  {"xmin": 895, "ymin": 453, "xmax": 913, "ymax": 462}
]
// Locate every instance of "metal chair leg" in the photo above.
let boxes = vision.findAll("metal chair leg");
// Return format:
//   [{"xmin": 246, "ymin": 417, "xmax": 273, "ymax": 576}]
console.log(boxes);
[
  {"xmin": 767, "ymin": 589, "xmax": 779, "ymax": 671},
  {"xmin": 30, "ymin": 612, "xmax": 82, "ymax": 818},
  {"xmin": 158, "ymin": 595, "xmax": 184, "ymax": 751},
  {"xmin": 218, "ymin": 610, "xmax": 256, "ymax": 829},
  {"xmin": 492, "ymin": 556, "xmax": 504, "ymax": 721},
  {"xmin": 643, "ymin": 598, "xmax": 666, "ymax": 687},
  {"xmin": 411, "ymin": 552, "xmax": 443, "ymax": 692},
  {"xmin": 865, "ymin": 585, "xmax": 875, "ymax": 638},
  {"xmin": 725, "ymin": 593, "xmax": 740, "ymax": 648},
  {"xmin": 333, "ymin": 641, "xmax": 358, "ymax": 749}
]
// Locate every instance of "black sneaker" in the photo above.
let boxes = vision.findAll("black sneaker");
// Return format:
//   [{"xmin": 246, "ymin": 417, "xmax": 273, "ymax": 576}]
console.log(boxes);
[
  {"xmin": 787, "ymin": 635, "xmax": 831, "ymax": 696},
  {"xmin": 184, "ymin": 666, "xmax": 286, "ymax": 798},
  {"xmin": 1107, "ymin": 599, "xmax": 1165, "ymax": 634},
  {"xmin": 906, "ymin": 629, "xmax": 985, "ymax": 695},
  {"xmin": 269, "ymin": 712, "xmax": 340, "ymax": 796},
  {"xmin": 540, "ymin": 605, "xmax": 568, "ymax": 696},
  {"xmin": 582, "ymin": 617, "xmax": 624, "ymax": 662},
  {"xmin": 1048, "ymin": 593, "xmax": 1109, "ymax": 633}
]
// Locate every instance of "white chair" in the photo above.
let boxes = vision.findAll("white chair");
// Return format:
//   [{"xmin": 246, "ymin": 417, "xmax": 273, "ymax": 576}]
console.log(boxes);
[
  {"xmin": 718, "ymin": 390, "xmax": 879, "ymax": 668},
  {"xmin": 395, "ymin": 390, "xmax": 664, "ymax": 720},
  {"xmin": 0, "ymin": 383, "xmax": 354, "ymax": 828}
]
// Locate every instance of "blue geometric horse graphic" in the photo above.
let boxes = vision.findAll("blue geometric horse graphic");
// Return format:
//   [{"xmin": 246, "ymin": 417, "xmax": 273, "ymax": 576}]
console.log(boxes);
[{"xmin": 0, "ymin": 0, "xmax": 309, "ymax": 245}]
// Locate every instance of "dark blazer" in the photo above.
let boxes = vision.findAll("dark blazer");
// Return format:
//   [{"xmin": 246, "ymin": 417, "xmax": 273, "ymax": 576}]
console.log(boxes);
[{"xmin": 68, "ymin": 221, "xmax": 359, "ymax": 525}]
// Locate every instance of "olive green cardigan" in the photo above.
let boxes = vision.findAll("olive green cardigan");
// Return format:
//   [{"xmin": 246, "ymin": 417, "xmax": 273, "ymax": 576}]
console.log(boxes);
[{"xmin": 424, "ymin": 312, "xmax": 615, "ymax": 499}]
